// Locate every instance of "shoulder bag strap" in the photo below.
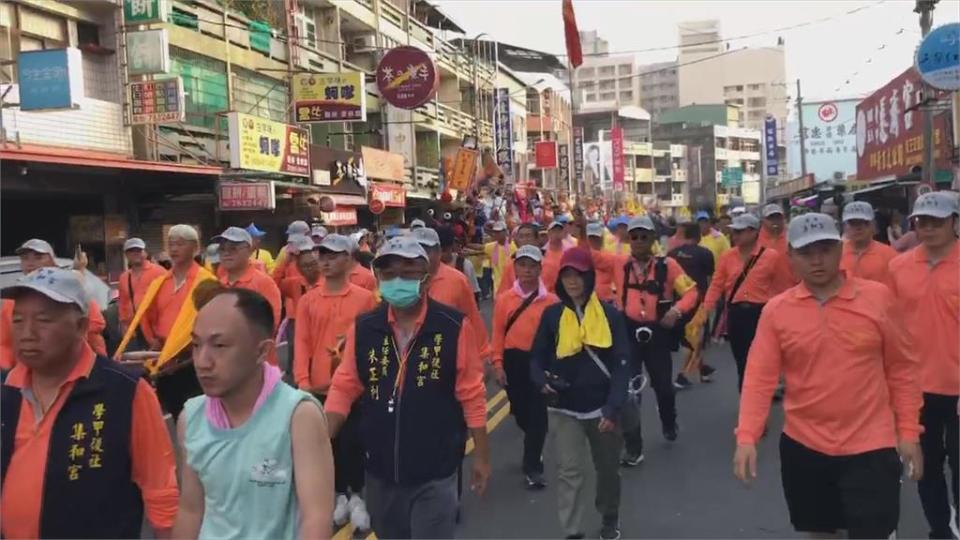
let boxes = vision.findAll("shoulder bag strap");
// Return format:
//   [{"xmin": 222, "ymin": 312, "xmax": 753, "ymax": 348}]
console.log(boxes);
[
  {"xmin": 504, "ymin": 291, "xmax": 538, "ymax": 336},
  {"xmin": 583, "ymin": 345, "xmax": 611, "ymax": 378},
  {"xmin": 727, "ymin": 247, "xmax": 766, "ymax": 306}
]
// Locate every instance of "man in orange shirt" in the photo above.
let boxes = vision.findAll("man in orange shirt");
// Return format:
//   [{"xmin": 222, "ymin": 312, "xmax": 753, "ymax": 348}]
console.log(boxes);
[
  {"xmin": 759, "ymin": 203, "xmax": 797, "ymax": 290},
  {"xmin": 213, "ymin": 226, "xmax": 282, "ymax": 334},
  {"xmin": 585, "ymin": 222, "xmax": 616, "ymax": 302},
  {"xmin": 541, "ymin": 221, "xmax": 570, "ymax": 293},
  {"xmin": 412, "ymin": 227, "xmax": 490, "ymax": 359},
  {"xmin": 271, "ymin": 220, "xmax": 312, "ymax": 285},
  {"xmin": 491, "ymin": 245, "xmax": 559, "ymax": 489},
  {"xmin": 839, "ymin": 201, "xmax": 897, "ymax": 286},
  {"xmin": 734, "ymin": 213, "xmax": 923, "ymax": 538},
  {"xmin": 294, "ymin": 234, "xmax": 377, "ymax": 532},
  {"xmin": 888, "ymin": 191, "xmax": 960, "ymax": 539},
  {"xmin": 1, "ymin": 268, "xmax": 178, "ymax": 539},
  {"xmin": 324, "ymin": 237, "xmax": 490, "ymax": 539},
  {"xmin": 495, "ymin": 223, "xmax": 541, "ymax": 296},
  {"xmin": 348, "ymin": 236, "xmax": 378, "ymax": 292},
  {"xmin": 1, "ymin": 239, "xmax": 107, "ymax": 368},
  {"xmin": 700, "ymin": 214, "xmax": 782, "ymax": 392},
  {"xmin": 117, "ymin": 237, "xmax": 166, "ymax": 346},
  {"xmin": 278, "ymin": 235, "xmax": 320, "ymax": 329},
  {"xmin": 613, "ymin": 216, "xmax": 699, "ymax": 464}
]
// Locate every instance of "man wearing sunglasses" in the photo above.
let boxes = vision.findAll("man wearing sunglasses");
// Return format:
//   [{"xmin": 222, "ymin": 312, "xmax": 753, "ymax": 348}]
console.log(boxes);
[
  {"xmin": 612, "ymin": 216, "xmax": 699, "ymax": 466},
  {"xmin": 888, "ymin": 191, "xmax": 960, "ymax": 540}
]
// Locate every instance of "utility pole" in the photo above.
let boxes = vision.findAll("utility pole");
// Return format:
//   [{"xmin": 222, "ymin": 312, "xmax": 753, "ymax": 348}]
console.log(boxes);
[
  {"xmin": 916, "ymin": 0, "xmax": 937, "ymax": 184},
  {"xmin": 796, "ymin": 78, "xmax": 807, "ymax": 177}
]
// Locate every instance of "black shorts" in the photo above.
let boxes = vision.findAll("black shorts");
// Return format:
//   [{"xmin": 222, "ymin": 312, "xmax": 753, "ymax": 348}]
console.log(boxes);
[{"xmin": 779, "ymin": 433, "xmax": 901, "ymax": 538}]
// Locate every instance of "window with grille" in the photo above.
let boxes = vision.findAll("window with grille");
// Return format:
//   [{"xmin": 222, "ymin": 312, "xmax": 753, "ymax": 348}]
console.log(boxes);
[
  {"xmin": 169, "ymin": 47, "xmax": 229, "ymax": 129},
  {"xmin": 232, "ymin": 66, "xmax": 289, "ymax": 123}
]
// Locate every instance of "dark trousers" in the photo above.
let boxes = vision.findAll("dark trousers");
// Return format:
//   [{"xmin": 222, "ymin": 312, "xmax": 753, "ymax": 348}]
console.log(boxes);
[
  {"xmin": 919, "ymin": 392, "xmax": 960, "ymax": 539},
  {"xmin": 503, "ymin": 349, "xmax": 548, "ymax": 475},
  {"xmin": 480, "ymin": 268, "xmax": 493, "ymax": 297},
  {"xmin": 317, "ymin": 395, "xmax": 365, "ymax": 495},
  {"xmin": 726, "ymin": 303, "xmax": 764, "ymax": 393},
  {"xmin": 155, "ymin": 362, "xmax": 203, "ymax": 419},
  {"xmin": 366, "ymin": 471, "xmax": 458, "ymax": 539},
  {"xmin": 623, "ymin": 320, "xmax": 676, "ymax": 455}
]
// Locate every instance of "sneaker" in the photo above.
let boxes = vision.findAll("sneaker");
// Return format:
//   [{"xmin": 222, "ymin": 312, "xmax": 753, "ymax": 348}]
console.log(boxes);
[
  {"xmin": 525, "ymin": 471, "xmax": 547, "ymax": 490},
  {"xmin": 664, "ymin": 423, "xmax": 679, "ymax": 442},
  {"xmin": 673, "ymin": 374, "xmax": 692, "ymax": 389},
  {"xmin": 600, "ymin": 518, "xmax": 621, "ymax": 540},
  {"xmin": 620, "ymin": 452, "xmax": 645, "ymax": 467},
  {"xmin": 348, "ymin": 495, "xmax": 370, "ymax": 532},
  {"xmin": 333, "ymin": 493, "xmax": 350, "ymax": 526}
]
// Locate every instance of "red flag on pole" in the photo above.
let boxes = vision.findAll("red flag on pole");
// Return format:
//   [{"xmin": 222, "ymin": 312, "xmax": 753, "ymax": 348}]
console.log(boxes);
[{"xmin": 562, "ymin": 0, "xmax": 583, "ymax": 68}]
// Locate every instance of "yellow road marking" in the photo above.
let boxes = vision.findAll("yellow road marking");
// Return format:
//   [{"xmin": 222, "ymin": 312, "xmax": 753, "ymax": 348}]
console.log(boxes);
[{"xmin": 336, "ymin": 389, "xmax": 510, "ymax": 540}]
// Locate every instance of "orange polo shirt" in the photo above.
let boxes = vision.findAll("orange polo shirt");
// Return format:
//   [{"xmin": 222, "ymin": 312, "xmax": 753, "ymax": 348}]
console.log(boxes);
[
  {"xmin": 491, "ymin": 288, "xmax": 558, "ymax": 365},
  {"xmin": 325, "ymin": 300, "xmax": 487, "ymax": 428},
  {"xmin": 611, "ymin": 255, "xmax": 699, "ymax": 322},
  {"xmin": 117, "ymin": 261, "xmax": 166, "ymax": 328},
  {"xmin": 428, "ymin": 263, "xmax": 490, "ymax": 357},
  {"xmin": 840, "ymin": 240, "xmax": 897, "ymax": 287},
  {"xmin": 759, "ymin": 228, "xmax": 798, "ymax": 292},
  {"xmin": 145, "ymin": 263, "xmax": 203, "ymax": 343},
  {"xmin": 1, "ymin": 343, "xmax": 179, "ymax": 538},
  {"xmin": 736, "ymin": 278, "xmax": 923, "ymax": 455},
  {"xmin": 294, "ymin": 283, "xmax": 377, "ymax": 391},
  {"xmin": 349, "ymin": 264, "xmax": 377, "ymax": 292},
  {"xmin": 272, "ymin": 255, "xmax": 302, "ymax": 288},
  {"xmin": 587, "ymin": 247, "xmax": 617, "ymax": 302},
  {"xmin": 219, "ymin": 265, "xmax": 282, "ymax": 332},
  {"xmin": 2, "ymin": 299, "xmax": 106, "ymax": 369},
  {"xmin": 279, "ymin": 275, "xmax": 320, "ymax": 321},
  {"xmin": 701, "ymin": 244, "xmax": 782, "ymax": 313},
  {"xmin": 888, "ymin": 241, "xmax": 960, "ymax": 396},
  {"xmin": 496, "ymin": 245, "xmax": 565, "ymax": 296}
]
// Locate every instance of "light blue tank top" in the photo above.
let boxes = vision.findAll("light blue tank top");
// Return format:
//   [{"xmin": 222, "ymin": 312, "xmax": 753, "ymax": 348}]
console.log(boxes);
[{"xmin": 183, "ymin": 383, "xmax": 318, "ymax": 540}]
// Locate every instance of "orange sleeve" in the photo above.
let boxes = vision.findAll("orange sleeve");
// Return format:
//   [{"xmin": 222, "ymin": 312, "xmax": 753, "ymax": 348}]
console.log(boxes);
[
  {"xmin": 86, "ymin": 301, "xmax": 107, "ymax": 356},
  {"xmin": 272, "ymin": 253, "xmax": 291, "ymax": 287},
  {"xmin": 459, "ymin": 281, "xmax": 490, "ymax": 360},
  {"xmin": 771, "ymin": 250, "xmax": 797, "ymax": 294},
  {"xmin": 118, "ymin": 272, "xmax": 133, "ymax": 326},
  {"xmin": 496, "ymin": 262, "xmax": 515, "ymax": 296},
  {"xmin": 1, "ymin": 301, "xmax": 15, "ymax": 370},
  {"xmin": 490, "ymin": 297, "xmax": 508, "ymax": 367},
  {"xmin": 667, "ymin": 258, "xmax": 699, "ymax": 314},
  {"xmin": 258, "ymin": 278, "xmax": 283, "ymax": 331},
  {"xmin": 324, "ymin": 326, "xmax": 364, "ymax": 416},
  {"xmin": 701, "ymin": 254, "xmax": 730, "ymax": 314},
  {"xmin": 455, "ymin": 322, "xmax": 487, "ymax": 429},
  {"xmin": 879, "ymin": 289, "xmax": 923, "ymax": 442},
  {"xmin": 130, "ymin": 379, "xmax": 179, "ymax": 531},
  {"xmin": 735, "ymin": 303, "xmax": 783, "ymax": 445},
  {"xmin": 293, "ymin": 294, "xmax": 313, "ymax": 389}
]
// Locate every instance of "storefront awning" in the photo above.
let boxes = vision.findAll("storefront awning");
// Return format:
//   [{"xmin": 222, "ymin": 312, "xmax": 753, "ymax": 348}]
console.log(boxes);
[
  {"xmin": 1, "ymin": 144, "xmax": 222, "ymax": 175},
  {"xmin": 847, "ymin": 180, "xmax": 917, "ymax": 198}
]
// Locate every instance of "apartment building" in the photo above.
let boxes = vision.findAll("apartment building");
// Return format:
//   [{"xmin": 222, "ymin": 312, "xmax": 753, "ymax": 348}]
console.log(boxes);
[
  {"xmin": 573, "ymin": 30, "xmax": 641, "ymax": 109},
  {"xmin": 637, "ymin": 60, "xmax": 678, "ymax": 121}
]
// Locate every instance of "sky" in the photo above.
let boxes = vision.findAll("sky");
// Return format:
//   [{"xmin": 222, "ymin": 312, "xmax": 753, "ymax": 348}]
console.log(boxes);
[{"xmin": 433, "ymin": 0, "xmax": 960, "ymax": 105}]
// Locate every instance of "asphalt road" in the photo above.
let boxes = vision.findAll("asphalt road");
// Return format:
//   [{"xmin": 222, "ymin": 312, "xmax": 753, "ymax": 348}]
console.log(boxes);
[{"xmin": 331, "ymin": 298, "xmax": 931, "ymax": 539}]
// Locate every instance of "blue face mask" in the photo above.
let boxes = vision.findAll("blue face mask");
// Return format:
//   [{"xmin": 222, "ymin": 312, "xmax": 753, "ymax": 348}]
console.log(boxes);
[{"xmin": 379, "ymin": 277, "xmax": 422, "ymax": 308}]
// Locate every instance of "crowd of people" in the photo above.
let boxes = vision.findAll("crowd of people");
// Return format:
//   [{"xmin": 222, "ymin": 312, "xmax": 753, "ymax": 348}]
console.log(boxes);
[{"xmin": 0, "ymin": 190, "xmax": 957, "ymax": 540}]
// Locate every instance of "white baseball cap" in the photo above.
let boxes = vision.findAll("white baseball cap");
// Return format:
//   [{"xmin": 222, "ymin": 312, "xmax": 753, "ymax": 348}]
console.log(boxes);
[
  {"xmin": 627, "ymin": 216, "xmax": 656, "ymax": 232},
  {"xmin": 910, "ymin": 191, "xmax": 960, "ymax": 219},
  {"xmin": 788, "ymin": 212, "xmax": 842, "ymax": 249},
  {"xmin": 730, "ymin": 206, "xmax": 747, "ymax": 216},
  {"xmin": 729, "ymin": 214, "xmax": 761, "ymax": 231},
  {"xmin": 212, "ymin": 226, "xmax": 253, "ymax": 246},
  {"xmin": 586, "ymin": 222, "xmax": 605, "ymax": 237},
  {"xmin": 410, "ymin": 218, "xmax": 426, "ymax": 229},
  {"xmin": 286, "ymin": 220, "xmax": 310, "ymax": 237},
  {"xmin": 123, "ymin": 237, "xmax": 147, "ymax": 251},
  {"xmin": 374, "ymin": 236, "xmax": 429, "ymax": 268},
  {"xmin": 762, "ymin": 204, "xmax": 785, "ymax": 218},
  {"xmin": 310, "ymin": 225, "xmax": 329, "ymax": 239},
  {"xmin": 1, "ymin": 267, "xmax": 89, "ymax": 314},
  {"xmin": 490, "ymin": 221, "xmax": 507, "ymax": 232},
  {"xmin": 287, "ymin": 234, "xmax": 316, "ymax": 254},
  {"xmin": 15, "ymin": 239, "xmax": 55, "ymax": 257},
  {"xmin": 411, "ymin": 227, "xmax": 440, "ymax": 248},
  {"xmin": 513, "ymin": 245, "xmax": 544, "ymax": 263},
  {"xmin": 318, "ymin": 234, "xmax": 352, "ymax": 253},
  {"xmin": 842, "ymin": 201, "xmax": 875, "ymax": 223}
]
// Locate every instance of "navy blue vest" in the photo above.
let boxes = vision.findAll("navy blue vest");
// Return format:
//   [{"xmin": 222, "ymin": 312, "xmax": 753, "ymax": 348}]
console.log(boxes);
[
  {"xmin": 354, "ymin": 300, "xmax": 467, "ymax": 486},
  {"xmin": 1, "ymin": 356, "xmax": 144, "ymax": 539}
]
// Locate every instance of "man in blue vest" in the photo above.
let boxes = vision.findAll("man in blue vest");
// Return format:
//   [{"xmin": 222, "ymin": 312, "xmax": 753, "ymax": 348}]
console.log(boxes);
[
  {"xmin": 325, "ymin": 236, "xmax": 490, "ymax": 539},
  {"xmin": 1, "ymin": 268, "xmax": 178, "ymax": 539}
]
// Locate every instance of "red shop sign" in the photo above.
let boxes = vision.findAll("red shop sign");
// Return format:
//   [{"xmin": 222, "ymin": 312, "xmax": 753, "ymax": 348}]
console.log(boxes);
[
  {"xmin": 535, "ymin": 141, "xmax": 558, "ymax": 169},
  {"xmin": 218, "ymin": 181, "xmax": 276, "ymax": 211},
  {"xmin": 370, "ymin": 182, "xmax": 406, "ymax": 207},
  {"xmin": 376, "ymin": 46, "xmax": 439, "ymax": 110},
  {"xmin": 321, "ymin": 206, "xmax": 358, "ymax": 226}
]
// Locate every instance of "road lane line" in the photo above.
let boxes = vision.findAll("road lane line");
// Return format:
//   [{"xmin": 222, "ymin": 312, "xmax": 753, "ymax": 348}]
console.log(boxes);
[{"xmin": 334, "ymin": 389, "xmax": 509, "ymax": 540}]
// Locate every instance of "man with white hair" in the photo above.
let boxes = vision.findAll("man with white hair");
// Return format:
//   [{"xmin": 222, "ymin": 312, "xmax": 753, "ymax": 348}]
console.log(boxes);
[
  {"xmin": 115, "ymin": 224, "xmax": 216, "ymax": 417},
  {"xmin": 1, "ymin": 239, "xmax": 108, "ymax": 369}
]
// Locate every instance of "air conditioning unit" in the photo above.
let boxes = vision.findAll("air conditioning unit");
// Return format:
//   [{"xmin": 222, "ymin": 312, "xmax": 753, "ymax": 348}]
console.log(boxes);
[{"xmin": 351, "ymin": 34, "xmax": 377, "ymax": 53}]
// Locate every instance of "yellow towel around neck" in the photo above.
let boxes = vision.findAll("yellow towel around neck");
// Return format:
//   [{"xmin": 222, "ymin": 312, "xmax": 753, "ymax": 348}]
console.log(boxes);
[{"xmin": 556, "ymin": 292, "xmax": 612, "ymax": 358}]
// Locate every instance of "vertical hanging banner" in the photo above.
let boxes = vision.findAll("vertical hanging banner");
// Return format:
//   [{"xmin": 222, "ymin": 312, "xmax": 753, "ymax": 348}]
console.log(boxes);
[
  {"xmin": 573, "ymin": 127, "xmax": 584, "ymax": 191},
  {"xmin": 562, "ymin": 0, "xmax": 583, "ymax": 68},
  {"xmin": 764, "ymin": 115, "xmax": 779, "ymax": 177},
  {"xmin": 610, "ymin": 127, "xmax": 625, "ymax": 192},
  {"xmin": 558, "ymin": 143, "xmax": 570, "ymax": 192},
  {"xmin": 494, "ymin": 87, "xmax": 514, "ymax": 181},
  {"xmin": 448, "ymin": 147, "xmax": 479, "ymax": 191}
]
